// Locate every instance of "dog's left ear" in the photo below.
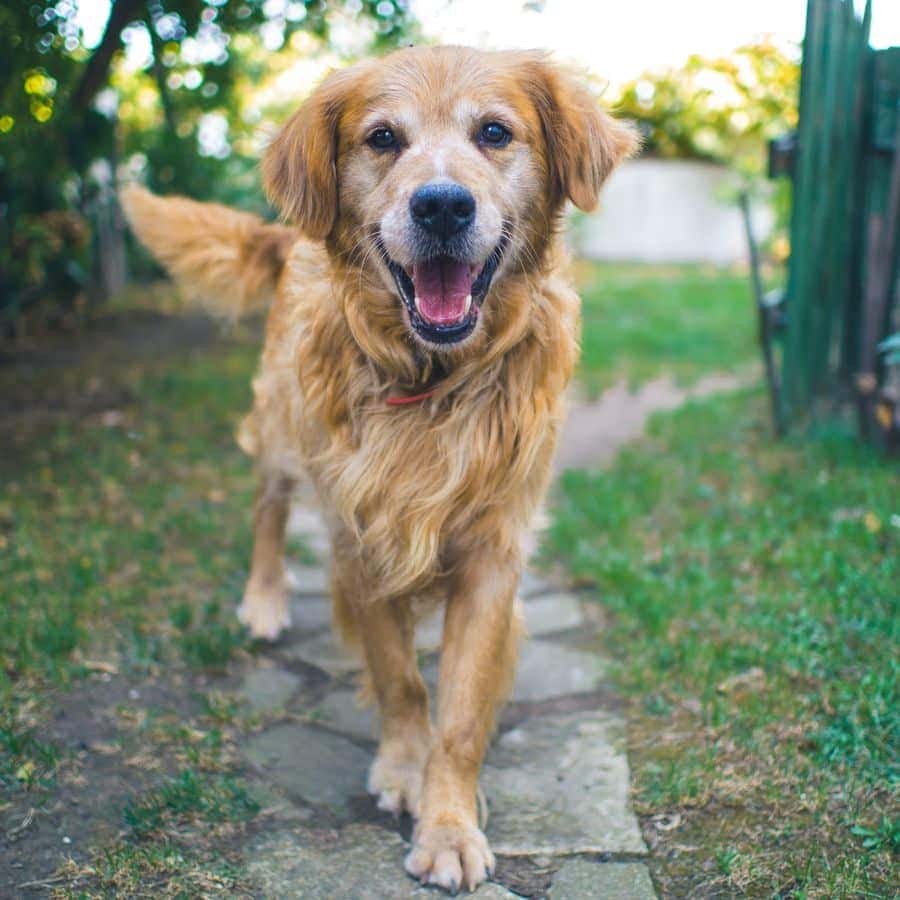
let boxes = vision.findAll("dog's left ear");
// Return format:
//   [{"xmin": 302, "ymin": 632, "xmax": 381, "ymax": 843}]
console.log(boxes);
[
  {"xmin": 262, "ymin": 66, "xmax": 360, "ymax": 239},
  {"xmin": 523, "ymin": 56, "xmax": 639, "ymax": 212}
]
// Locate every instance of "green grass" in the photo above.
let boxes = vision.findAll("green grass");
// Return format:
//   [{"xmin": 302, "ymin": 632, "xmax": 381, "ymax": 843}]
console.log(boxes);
[
  {"xmin": 0, "ymin": 714, "xmax": 61, "ymax": 791},
  {"xmin": 0, "ymin": 315, "xmax": 278, "ymax": 895},
  {"xmin": 0, "ymin": 264, "xmax": 752, "ymax": 692},
  {"xmin": 86, "ymin": 843, "xmax": 244, "ymax": 898},
  {"xmin": 543, "ymin": 390, "xmax": 898, "ymax": 897},
  {"xmin": 576, "ymin": 263, "xmax": 757, "ymax": 394},
  {"xmin": 72, "ymin": 766, "xmax": 259, "ymax": 897},
  {"xmin": 123, "ymin": 767, "xmax": 259, "ymax": 838},
  {"xmin": 0, "ymin": 327, "xmax": 261, "ymax": 801},
  {"xmin": 2, "ymin": 265, "xmax": 891, "ymax": 896},
  {"xmin": 0, "ymin": 341, "xmax": 257, "ymax": 688}
]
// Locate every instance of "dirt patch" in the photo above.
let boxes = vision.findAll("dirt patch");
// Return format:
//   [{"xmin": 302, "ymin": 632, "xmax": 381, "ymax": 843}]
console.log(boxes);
[
  {"xmin": 555, "ymin": 368, "xmax": 757, "ymax": 472},
  {"xmin": 0, "ymin": 309, "xmax": 220, "ymax": 374},
  {"xmin": 3, "ymin": 673, "xmax": 191, "ymax": 894},
  {"xmin": 0, "ymin": 306, "xmax": 262, "ymax": 450}
]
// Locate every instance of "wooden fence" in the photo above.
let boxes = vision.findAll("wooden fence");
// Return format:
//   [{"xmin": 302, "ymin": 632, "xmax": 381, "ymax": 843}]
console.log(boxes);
[{"xmin": 764, "ymin": 0, "xmax": 899, "ymax": 449}]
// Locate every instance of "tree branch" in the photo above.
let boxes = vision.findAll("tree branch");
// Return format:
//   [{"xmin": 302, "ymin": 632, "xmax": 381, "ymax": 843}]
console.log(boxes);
[{"xmin": 72, "ymin": 0, "xmax": 144, "ymax": 110}]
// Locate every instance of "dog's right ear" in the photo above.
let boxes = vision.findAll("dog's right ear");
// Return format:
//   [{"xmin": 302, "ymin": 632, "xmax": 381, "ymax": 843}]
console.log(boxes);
[{"xmin": 262, "ymin": 67, "xmax": 358, "ymax": 240}]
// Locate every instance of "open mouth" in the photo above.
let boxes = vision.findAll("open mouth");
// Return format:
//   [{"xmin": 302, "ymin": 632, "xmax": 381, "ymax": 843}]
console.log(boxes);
[{"xmin": 380, "ymin": 239, "xmax": 506, "ymax": 345}]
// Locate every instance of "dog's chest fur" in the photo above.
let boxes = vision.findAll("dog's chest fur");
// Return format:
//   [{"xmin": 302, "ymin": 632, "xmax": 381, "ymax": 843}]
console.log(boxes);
[{"xmin": 243, "ymin": 246, "xmax": 580, "ymax": 598}]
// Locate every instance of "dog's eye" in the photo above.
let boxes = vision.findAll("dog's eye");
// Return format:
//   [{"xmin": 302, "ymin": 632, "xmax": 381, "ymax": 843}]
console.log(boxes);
[
  {"xmin": 368, "ymin": 127, "xmax": 398, "ymax": 151},
  {"xmin": 479, "ymin": 122, "xmax": 512, "ymax": 148}
]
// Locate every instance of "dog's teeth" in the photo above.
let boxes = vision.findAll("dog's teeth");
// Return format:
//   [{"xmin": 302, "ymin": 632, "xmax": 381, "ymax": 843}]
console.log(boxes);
[{"xmin": 413, "ymin": 295, "xmax": 472, "ymax": 318}]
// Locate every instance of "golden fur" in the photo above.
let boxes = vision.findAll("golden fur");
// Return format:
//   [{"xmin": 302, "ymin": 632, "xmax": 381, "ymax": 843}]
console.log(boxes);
[{"xmin": 123, "ymin": 45, "xmax": 635, "ymax": 893}]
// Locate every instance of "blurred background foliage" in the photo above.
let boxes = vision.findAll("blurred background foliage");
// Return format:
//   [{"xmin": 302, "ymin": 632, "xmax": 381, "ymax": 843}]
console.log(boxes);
[
  {"xmin": 0, "ymin": 0, "xmax": 416, "ymax": 334},
  {"xmin": 1, "ymin": 1, "xmax": 798, "ymax": 336},
  {"xmin": 614, "ymin": 40, "xmax": 799, "ymax": 175}
]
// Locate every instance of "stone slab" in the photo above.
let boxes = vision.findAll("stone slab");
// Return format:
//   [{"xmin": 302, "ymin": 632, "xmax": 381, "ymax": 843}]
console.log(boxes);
[
  {"xmin": 286, "ymin": 506, "xmax": 331, "ymax": 558},
  {"xmin": 245, "ymin": 825, "xmax": 520, "ymax": 899},
  {"xmin": 244, "ymin": 779, "xmax": 315, "ymax": 824},
  {"xmin": 414, "ymin": 609, "xmax": 443, "ymax": 651},
  {"xmin": 549, "ymin": 860, "xmax": 656, "ymax": 899},
  {"xmin": 520, "ymin": 568, "xmax": 559, "ymax": 598},
  {"xmin": 286, "ymin": 563, "xmax": 330, "ymax": 597},
  {"xmin": 241, "ymin": 668, "xmax": 301, "ymax": 713},
  {"xmin": 522, "ymin": 592, "xmax": 584, "ymax": 637},
  {"xmin": 483, "ymin": 710, "xmax": 646, "ymax": 855},
  {"xmin": 287, "ymin": 505, "xmax": 328, "ymax": 538},
  {"xmin": 285, "ymin": 630, "xmax": 362, "ymax": 675},
  {"xmin": 242, "ymin": 723, "xmax": 369, "ymax": 811},
  {"xmin": 304, "ymin": 532, "xmax": 332, "ymax": 560},
  {"xmin": 288, "ymin": 594, "xmax": 333, "ymax": 633},
  {"xmin": 510, "ymin": 639, "xmax": 608, "ymax": 703},
  {"xmin": 316, "ymin": 689, "xmax": 378, "ymax": 742},
  {"xmin": 287, "ymin": 617, "xmax": 604, "ymax": 690},
  {"xmin": 413, "ymin": 593, "xmax": 584, "ymax": 652}
]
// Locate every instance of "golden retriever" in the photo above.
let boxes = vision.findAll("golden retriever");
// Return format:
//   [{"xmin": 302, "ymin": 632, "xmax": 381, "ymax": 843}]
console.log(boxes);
[{"xmin": 122, "ymin": 45, "xmax": 635, "ymax": 893}]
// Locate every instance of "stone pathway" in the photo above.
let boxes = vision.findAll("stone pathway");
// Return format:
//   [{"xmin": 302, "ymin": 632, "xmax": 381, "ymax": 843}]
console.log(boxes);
[{"xmin": 235, "ymin": 496, "xmax": 655, "ymax": 898}]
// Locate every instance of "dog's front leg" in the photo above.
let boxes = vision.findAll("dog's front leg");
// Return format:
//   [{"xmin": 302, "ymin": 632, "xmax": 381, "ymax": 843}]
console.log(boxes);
[
  {"xmin": 237, "ymin": 472, "xmax": 294, "ymax": 640},
  {"xmin": 351, "ymin": 591, "xmax": 433, "ymax": 818},
  {"xmin": 405, "ymin": 548, "xmax": 520, "ymax": 893}
]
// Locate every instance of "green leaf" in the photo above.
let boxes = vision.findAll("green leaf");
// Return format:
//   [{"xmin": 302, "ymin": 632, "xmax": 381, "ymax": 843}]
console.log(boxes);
[{"xmin": 877, "ymin": 333, "xmax": 900, "ymax": 353}]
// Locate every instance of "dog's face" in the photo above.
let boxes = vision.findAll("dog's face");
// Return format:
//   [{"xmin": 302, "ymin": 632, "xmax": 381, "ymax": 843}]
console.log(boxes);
[{"xmin": 264, "ymin": 47, "xmax": 635, "ymax": 351}]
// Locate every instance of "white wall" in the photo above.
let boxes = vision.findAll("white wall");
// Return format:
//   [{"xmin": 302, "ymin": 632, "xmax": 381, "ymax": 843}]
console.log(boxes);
[{"xmin": 573, "ymin": 158, "xmax": 773, "ymax": 266}]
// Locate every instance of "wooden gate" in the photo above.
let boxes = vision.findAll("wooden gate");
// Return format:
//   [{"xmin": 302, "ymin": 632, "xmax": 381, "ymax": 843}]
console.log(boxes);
[{"xmin": 765, "ymin": 0, "xmax": 899, "ymax": 448}]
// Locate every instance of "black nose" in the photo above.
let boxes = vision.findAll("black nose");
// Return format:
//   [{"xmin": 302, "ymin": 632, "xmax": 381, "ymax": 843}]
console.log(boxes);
[{"xmin": 409, "ymin": 182, "xmax": 476, "ymax": 240}]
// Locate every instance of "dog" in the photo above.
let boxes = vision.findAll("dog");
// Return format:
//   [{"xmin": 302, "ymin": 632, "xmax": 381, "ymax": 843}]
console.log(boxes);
[{"xmin": 122, "ymin": 45, "xmax": 635, "ymax": 893}]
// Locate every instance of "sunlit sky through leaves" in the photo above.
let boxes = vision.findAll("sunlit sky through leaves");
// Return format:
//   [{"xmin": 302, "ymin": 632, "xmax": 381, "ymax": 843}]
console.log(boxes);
[{"xmin": 74, "ymin": 0, "xmax": 899, "ymax": 85}]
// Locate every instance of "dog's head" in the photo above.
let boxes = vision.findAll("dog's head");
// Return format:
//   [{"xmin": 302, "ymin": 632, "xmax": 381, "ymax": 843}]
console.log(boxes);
[{"xmin": 264, "ymin": 46, "xmax": 636, "ymax": 351}]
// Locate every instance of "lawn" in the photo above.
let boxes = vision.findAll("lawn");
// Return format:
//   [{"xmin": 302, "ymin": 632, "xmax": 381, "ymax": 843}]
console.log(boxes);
[
  {"xmin": 1, "ymin": 314, "xmax": 258, "ymax": 691},
  {"xmin": 1, "ymin": 310, "xmax": 268, "ymax": 893},
  {"xmin": 542, "ymin": 266, "xmax": 900, "ymax": 898},
  {"xmin": 1, "ymin": 262, "xmax": 755, "ymax": 699},
  {"xmin": 545, "ymin": 283, "xmax": 898, "ymax": 894},
  {"xmin": 574, "ymin": 262, "xmax": 758, "ymax": 394},
  {"xmin": 1, "ymin": 263, "xmax": 895, "ymax": 896}
]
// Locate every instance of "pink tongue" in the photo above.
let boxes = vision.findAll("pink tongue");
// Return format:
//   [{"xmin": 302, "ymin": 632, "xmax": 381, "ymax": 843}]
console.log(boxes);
[{"xmin": 411, "ymin": 257, "xmax": 475, "ymax": 325}]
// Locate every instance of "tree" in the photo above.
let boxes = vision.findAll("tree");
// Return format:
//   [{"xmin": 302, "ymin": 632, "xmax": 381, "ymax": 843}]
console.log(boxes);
[
  {"xmin": 614, "ymin": 40, "xmax": 800, "ymax": 176},
  {"xmin": 0, "ymin": 0, "xmax": 417, "ymax": 332}
]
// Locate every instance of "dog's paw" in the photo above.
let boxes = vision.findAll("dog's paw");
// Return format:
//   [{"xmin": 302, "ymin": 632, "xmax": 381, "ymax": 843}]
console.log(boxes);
[
  {"xmin": 367, "ymin": 741, "xmax": 428, "ymax": 818},
  {"xmin": 237, "ymin": 600, "xmax": 290, "ymax": 641},
  {"xmin": 404, "ymin": 818, "xmax": 494, "ymax": 894},
  {"xmin": 237, "ymin": 583, "xmax": 290, "ymax": 641}
]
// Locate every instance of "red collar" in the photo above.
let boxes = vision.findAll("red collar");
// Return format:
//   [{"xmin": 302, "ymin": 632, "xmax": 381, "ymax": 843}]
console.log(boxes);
[{"xmin": 385, "ymin": 386, "xmax": 438, "ymax": 406}]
